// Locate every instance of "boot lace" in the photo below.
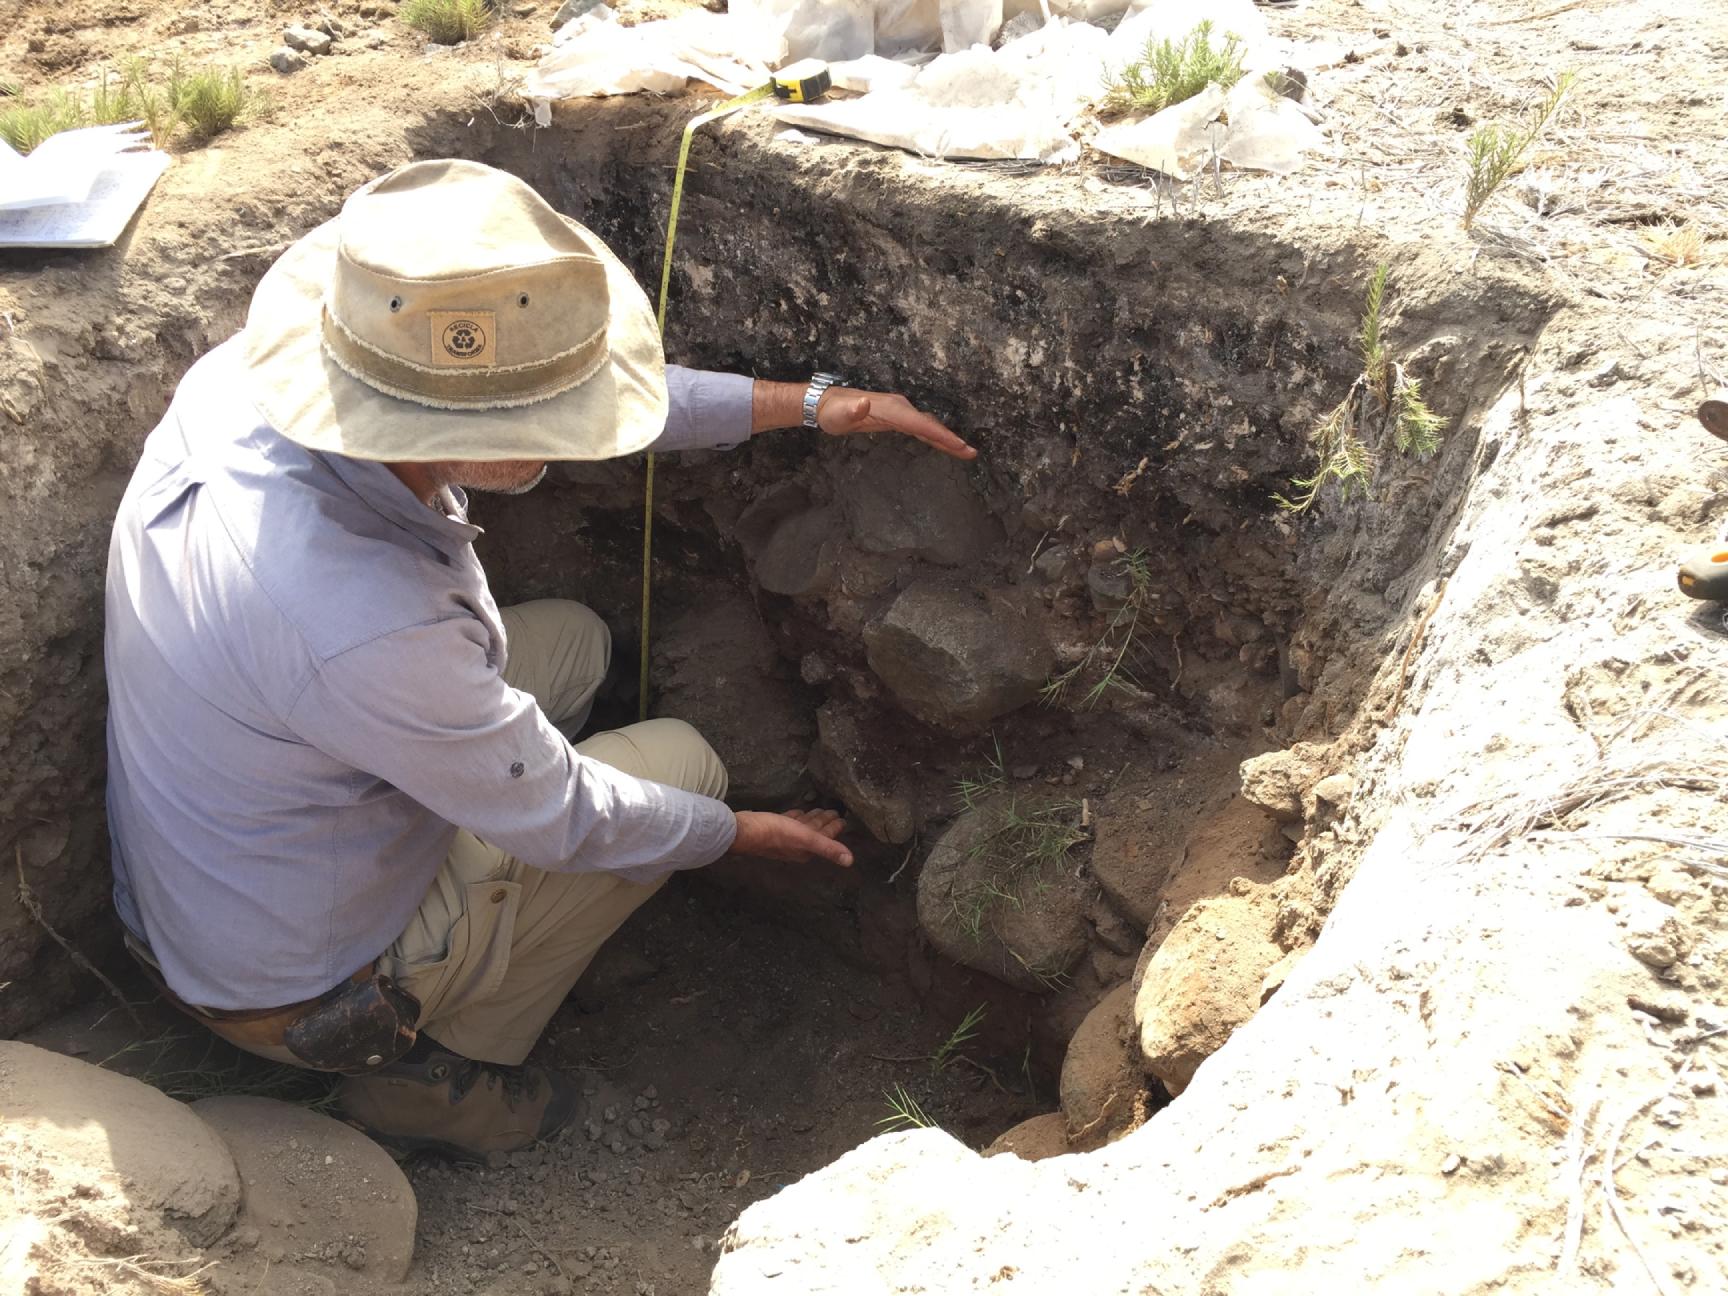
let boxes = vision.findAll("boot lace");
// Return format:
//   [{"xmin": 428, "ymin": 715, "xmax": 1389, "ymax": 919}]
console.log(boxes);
[{"xmin": 448, "ymin": 1057, "xmax": 538, "ymax": 1107}]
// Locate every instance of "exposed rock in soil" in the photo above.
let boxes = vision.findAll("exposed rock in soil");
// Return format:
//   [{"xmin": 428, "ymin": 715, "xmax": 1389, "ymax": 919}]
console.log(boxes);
[
  {"xmin": 863, "ymin": 581, "xmax": 1054, "ymax": 730},
  {"xmin": 916, "ymin": 802, "xmax": 1089, "ymax": 993},
  {"xmin": 192, "ymin": 1096, "xmax": 417, "ymax": 1286},
  {"xmin": 0, "ymin": 1041, "xmax": 241, "ymax": 1261},
  {"xmin": 1135, "ymin": 884, "xmax": 1284, "ymax": 1096},
  {"xmin": 808, "ymin": 700, "xmax": 917, "ymax": 843},
  {"xmin": 651, "ymin": 595, "xmax": 814, "ymax": 805},
  {"xmin": 983, "ymin": 1112, "xmax": 1070, "ymax": 1162},
  {"xmin": 1058, "ymin": 982, "xmax": 1147, "ymax": 1150},
  {"xmin": 1238, "ymin": 742, "xmax": 1331, "ymax": 824},
  {"xmin": 735, "ymin": 484, "xmax": 841, "ymax": 599},
  {"xmin": 834, "ymin": 440, "xmax": 1001, "ymax": 567}
]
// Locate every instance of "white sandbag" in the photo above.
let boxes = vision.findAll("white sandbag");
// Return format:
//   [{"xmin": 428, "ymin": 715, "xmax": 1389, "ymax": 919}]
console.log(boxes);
[
  {"xmin": 1211, "ymin": 76, "xmax": 1324, "ymax": 173},
  {"xmin": 732, "ymin": 0, "xmax": 876, "ymax": 61},
  {"xmin": 874, "ymin": 0, "xmax": 942, "ymax": 54},
  {"xmin": 940, "ymin": 0, "xmax": 1004, "ymax": 53}
]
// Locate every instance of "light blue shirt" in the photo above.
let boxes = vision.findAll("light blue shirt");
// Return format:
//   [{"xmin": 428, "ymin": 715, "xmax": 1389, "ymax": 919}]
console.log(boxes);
[{"xmin": 106, "ymin": 338, "xmax": 752, "ymax": 1010}]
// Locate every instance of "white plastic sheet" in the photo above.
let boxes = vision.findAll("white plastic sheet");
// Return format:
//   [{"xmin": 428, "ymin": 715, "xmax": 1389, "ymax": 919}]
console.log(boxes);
[
  {"xmin": 774, "ymin": 19, "xmax": 1109, "ymax": 161},
  {"xmin": 521, "ymin": 0, "xmax": 1321, "ymax": 177},
  {"xmin": 523, "ymin": 7, "xmax": 774, "ymax": 114},
  {"xmin": 828, "ymin": 53, "xmax": 924, "ymax": 92},
  {"xmin": 1090, "ymin": 75, "xmax": 1323, "ymax": 178}
]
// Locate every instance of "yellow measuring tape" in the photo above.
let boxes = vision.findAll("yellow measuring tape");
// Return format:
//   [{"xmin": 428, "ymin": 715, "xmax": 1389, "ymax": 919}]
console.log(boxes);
[{"xmin": 637, "ymin": 82, "xmax": 777, "ymax": 721}]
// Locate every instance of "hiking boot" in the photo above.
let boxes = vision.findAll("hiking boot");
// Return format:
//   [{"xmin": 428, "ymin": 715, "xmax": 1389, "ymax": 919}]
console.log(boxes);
[{"xmin": 339, "ymin": 1038, "xmax": 582, "ymax": 1162}]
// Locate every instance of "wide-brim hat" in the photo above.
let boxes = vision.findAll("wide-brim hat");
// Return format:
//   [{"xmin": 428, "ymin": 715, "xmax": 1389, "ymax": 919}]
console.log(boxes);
[{"xmin": 242, "ymin": 158, "xmax": 666, "ymax": 463}]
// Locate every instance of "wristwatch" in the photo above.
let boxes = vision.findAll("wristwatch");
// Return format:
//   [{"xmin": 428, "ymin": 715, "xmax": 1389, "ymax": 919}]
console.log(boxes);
[{"xmin": 802, "ymin": 372, "xmax": 845, "ymax": 430}]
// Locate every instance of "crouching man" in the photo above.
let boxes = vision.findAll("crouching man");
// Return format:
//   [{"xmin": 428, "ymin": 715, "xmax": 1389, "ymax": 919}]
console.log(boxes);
[{"xmin": 104, "ymin": 159, "xmax": 972, "ymax": 1159}]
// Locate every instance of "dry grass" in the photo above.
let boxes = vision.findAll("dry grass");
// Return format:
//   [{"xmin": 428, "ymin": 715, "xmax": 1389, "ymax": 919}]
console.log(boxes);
[
  {"xmin": 1642, "ymin": 219, "xmax": 1707, "ymax": 268},
  {"xmin": 1454, "ymin": 706, "xmax": 1728, "ymax": 876}
]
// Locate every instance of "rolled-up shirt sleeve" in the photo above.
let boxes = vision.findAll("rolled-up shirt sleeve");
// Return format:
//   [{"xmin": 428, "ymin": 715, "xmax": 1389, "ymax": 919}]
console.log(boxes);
[
  {"xmin": 652, "ymin": 365, "xmax": 754, "ymax": 453},
  {"xmin": 286, "ymin": 615, "xmax": 737, "ymax": 883}
]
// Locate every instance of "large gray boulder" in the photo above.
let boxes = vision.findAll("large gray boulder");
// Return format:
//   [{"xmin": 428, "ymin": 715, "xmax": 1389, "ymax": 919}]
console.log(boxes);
[
  {"xmin": 835, "ymin": 442, "xmax": 1000, "ymax": 567},
  {"xmin": 863, "ymin": 582, "xmax": 1053, "ymax": 729},
  {"xmin": 915, "ymin": 803, "xmax": 1088, "ymax": 992}
]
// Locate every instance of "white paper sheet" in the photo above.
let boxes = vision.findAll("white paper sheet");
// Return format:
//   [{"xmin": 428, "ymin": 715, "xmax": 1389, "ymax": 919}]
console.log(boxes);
[
  {"xmin": 0, "ymin": 149, "xmax": 171, "ymax": 248},
  {"xmin": 0, "ymin": 123, "xmax": 154, "ymax": 211}
]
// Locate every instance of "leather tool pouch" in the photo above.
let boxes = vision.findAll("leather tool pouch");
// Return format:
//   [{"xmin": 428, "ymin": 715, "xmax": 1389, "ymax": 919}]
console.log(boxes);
[{"xmin": 284, "ymin": 974, "xmax": 421, "ymax": 1075}]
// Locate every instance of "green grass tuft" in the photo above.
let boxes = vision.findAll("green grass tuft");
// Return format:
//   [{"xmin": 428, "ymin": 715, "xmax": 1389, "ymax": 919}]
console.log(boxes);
[
  {"xmin": 1100, "ymin": 19, "xmax": 1247, "ymax": 119},
  {"xmin": 0, "ymin": 61, "xmax": 263, "ymax": 154},
  {"xmin": 1461, "ymin": 72, "xmax": 1575, "ymax": 229},
  {"xmin": 168, "ymin": 62, "xmax": 261, "ymax": 139},
  {"xmin": 402, "ymin": 0, "xmax": 494, "ymax": 45},
  {"xmin": 877, "ymin": 1084, "xmax": 937, "ymax": 1132},
  {"xmin": 930, "ymin": 1004, "xmax": 988, "ymax": 1074}
]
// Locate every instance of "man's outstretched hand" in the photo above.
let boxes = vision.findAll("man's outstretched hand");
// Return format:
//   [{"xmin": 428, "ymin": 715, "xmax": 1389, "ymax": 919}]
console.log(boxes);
[
  {"xmin": 818, "ymin": 389, "xmax": 976, "ymax": 461},
  {"xmin": 731, "ymin": 808, "xmax": 853, "ymax": 868}
]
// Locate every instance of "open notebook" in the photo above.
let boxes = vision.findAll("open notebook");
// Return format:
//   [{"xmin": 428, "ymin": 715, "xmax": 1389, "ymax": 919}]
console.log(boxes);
[{"xmin": 0, "ymin": 123, "xmax": 171, "ymax": 249}]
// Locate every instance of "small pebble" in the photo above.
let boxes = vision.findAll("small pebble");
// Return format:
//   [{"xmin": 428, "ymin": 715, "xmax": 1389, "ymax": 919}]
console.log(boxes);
[{"xmin": 1441, "ymin": 1153, "xmax": 1462, "ymax": 1175}]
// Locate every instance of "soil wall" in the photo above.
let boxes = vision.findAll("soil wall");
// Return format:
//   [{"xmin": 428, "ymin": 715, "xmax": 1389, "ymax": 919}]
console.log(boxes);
[{"xmin": 0, "ymin": 99, "xmax": 1545, "ymax": 1037}]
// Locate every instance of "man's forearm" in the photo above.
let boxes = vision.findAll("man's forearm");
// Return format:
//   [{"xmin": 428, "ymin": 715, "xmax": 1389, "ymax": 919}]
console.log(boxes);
[{"xmin": 751, "ymin": 379, "xmax": 810, "ymax": 434}]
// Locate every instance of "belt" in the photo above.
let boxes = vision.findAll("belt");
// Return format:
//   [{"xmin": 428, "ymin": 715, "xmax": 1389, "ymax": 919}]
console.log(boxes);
[{"xmin": 127, "ymin": 932, "xmax": 370, "ymax": 1041}]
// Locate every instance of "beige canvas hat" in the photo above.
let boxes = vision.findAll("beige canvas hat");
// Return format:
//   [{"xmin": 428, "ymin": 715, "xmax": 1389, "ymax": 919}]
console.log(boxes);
[{"xmin": 242, "ymin": 158, "xmax": 667, "ymax": 463}]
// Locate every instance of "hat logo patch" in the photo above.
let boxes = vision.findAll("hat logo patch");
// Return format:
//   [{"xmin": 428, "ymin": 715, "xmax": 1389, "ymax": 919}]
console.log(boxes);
[
  {"xmin": 428, "ymin": 310, "xmax": 497, "ymax": 368},
  {"xmin": 444, "ymin": 319, "xmax": 484, "ymax": 358}
]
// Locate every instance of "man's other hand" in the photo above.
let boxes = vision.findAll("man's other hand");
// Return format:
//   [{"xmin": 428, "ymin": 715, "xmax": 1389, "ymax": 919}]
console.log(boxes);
[
  {"xmin": 731, "ymin": 808, "xmax": 853, "ymax": 867},
  {"xmin": 818, "ymin": 389, "xmax": 976, "ymax": 461}
]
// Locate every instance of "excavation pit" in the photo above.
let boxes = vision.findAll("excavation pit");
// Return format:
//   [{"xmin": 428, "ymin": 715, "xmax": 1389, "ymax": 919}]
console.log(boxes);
[{"xmin": 4, "ymin": 92, "xmax": 1572, "ymax": 1296}]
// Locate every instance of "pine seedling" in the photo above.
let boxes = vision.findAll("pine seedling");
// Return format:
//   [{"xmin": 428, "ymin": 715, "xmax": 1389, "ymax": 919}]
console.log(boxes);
[
  {"xmin": 1099, "ymin": 20, "xmax": 1247, "ymax": 119},
  {"xmin": 1277, "ymin": 263, "xmax": 1446, "ymax": 513},
  {"xmin": 0, "ymin": 88, "xmax": 85, "ymax": 153},
  {"xmin": 1461, "ymin": 72, "xmax": 1575, "ymax": 229}
]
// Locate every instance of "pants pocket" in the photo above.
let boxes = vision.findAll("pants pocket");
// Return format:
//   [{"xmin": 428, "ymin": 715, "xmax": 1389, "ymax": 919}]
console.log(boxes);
[{"xmin": 392, "ymin": 878, "xmax": 522, "ymax": 1028}]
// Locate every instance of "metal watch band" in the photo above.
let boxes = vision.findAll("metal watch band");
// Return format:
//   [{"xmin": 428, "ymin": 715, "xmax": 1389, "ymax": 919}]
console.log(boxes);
[{"xmin": 802, "ymin": 372, "xmax": 844, "ymax": 430}]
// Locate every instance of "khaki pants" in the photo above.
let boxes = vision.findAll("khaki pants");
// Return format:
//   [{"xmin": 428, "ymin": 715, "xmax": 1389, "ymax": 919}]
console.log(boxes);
[{"xmin": 377, "ymin": 599, "xmax": 728, "ymax": 1066}]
